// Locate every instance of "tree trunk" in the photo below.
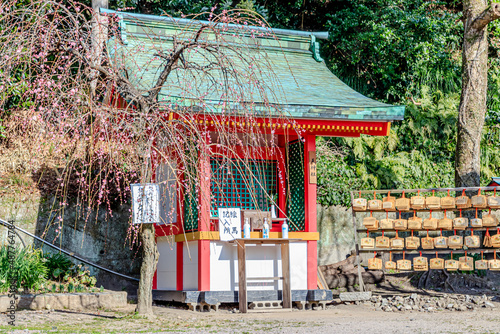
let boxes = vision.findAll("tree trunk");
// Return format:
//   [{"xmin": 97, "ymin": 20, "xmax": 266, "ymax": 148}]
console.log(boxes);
[
  {"xmin": 136, "ymin": 223, "xmax": 159, "ymax": 316},
  {"xmin": 455, "ymin": 1, "xmax": 500, "ymax": 187},
  {"xmin": 90, "ymin": 0, "xmax": 108, "ymax": 96}
]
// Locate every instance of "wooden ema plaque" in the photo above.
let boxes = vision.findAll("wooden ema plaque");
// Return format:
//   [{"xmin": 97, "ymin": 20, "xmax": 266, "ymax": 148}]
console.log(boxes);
[
  {"xmin": 458, "ymin": 256, "xmax": 474, "ymax": 271},
  {"xmin": 430, "ymin": 257, "xmax": 444, "ymax": 270},
  {"xmin": 242, "ymin": 210, "xmax": 271, "ymax": 231},
  {"xmin": 413, "ymin": 256, "xmax": 428, "ymax": 271}
]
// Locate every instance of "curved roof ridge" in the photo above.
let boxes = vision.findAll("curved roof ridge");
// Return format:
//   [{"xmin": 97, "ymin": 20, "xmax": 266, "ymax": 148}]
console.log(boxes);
[{"xmin": 100, "ymin": 8, "xmax": 328, "ymax": 40}]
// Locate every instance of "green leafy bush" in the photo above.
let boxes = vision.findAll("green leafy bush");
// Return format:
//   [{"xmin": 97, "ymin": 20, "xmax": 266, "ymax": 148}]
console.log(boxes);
[
  {"xmin": 317, "ymin": 87, "xmax": 460, "ymax": 206},
  {"xmin": 62, "ymin": 264, "xmax": 97, "ymax": 288},
  {"xmin": 0, "ymin": 246, "xmax": 98, "ymax": 293},
  {"xmin": 316, "ymin": 137, "xmax": 364, "ymax": 206},
  {"xmin": 0, "ymin": 246, "xmax": 48, "ymax": 292},
  {"xmin": 43, "ymin": 252, "xmax": 73, "ymax": 280},
  {"xmin": 325, "ymin": 0, "xmax": 462, "ymax": 102}
]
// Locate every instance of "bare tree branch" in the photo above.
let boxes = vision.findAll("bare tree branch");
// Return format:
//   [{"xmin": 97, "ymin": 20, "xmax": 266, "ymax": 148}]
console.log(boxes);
[
  {"xmin": 470, "ymin": 2, "xmax": 500, "ymax": 32},
  {"xmin": 146, "ymin": 25, "xmax": 210, "ymax": 104}
]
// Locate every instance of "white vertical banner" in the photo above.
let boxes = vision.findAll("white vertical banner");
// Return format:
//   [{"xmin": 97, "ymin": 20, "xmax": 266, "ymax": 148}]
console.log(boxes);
[
  {"xmin": 218, "ymin": 208, "xmax": 242, "ymax": 241},
  {"xmin": 131, "ymin": 183, "xmax": 160, "ymax": 224}
]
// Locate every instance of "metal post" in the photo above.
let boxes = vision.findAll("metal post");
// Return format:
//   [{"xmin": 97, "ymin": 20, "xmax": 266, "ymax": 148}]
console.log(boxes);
[{"xmin": 350, "ymin": 191, "xmax": 365, "ymax": 292}]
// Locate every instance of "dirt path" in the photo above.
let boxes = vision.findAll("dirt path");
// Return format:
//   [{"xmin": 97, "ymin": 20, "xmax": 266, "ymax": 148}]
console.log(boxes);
[{"xmin": 1, "ymin": 300, "xmax": 499, "ymax": 334}]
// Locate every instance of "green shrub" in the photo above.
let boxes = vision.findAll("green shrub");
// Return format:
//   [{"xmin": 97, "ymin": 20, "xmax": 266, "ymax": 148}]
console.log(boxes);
[
  {"xmin": 0, "ymin": 246, "xmax": 99, "ymax": 294},
  {"xmin": 0, "ymin": 246, "xmax": 48, "ymax": 292},
  {"xmin": 43, "ymin": 252, "xmax": 73, "ymax": 280}
]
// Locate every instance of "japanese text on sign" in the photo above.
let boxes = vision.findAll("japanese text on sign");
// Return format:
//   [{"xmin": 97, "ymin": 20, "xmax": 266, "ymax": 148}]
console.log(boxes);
[
  {"xmin": 218, "ymin": 208, "xmax": 241, "ymax": 241},
  {"xmin": 309, "ymin": 151, "xmax": 317, "ymax": 184},
  {"xmin": 131, "ymin": 183, "xmax": 160, "ymax": 224}
]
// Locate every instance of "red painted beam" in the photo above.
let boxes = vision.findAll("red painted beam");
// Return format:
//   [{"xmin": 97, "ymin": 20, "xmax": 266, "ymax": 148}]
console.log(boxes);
[
  {"xmin": 154, "ymin": 224, "xmax": 177, "ymax": 237},
  {"xmin": 185, "ymin": 114, "xmax": 391, "ymax": 137},
  {"xmin": 210, "ymin": 145, "xmax": 278, "ymax": 160},
  {"xmin": 306, "ymin": 241, "xmax": 317, "ymax": 289},
  {"xmin": 108, "ymin": 91, "xmax": 392, "ymax": 138},
  {"xmin": 198, "ymin": 240, "xmax": 210, "ymax": 291}
]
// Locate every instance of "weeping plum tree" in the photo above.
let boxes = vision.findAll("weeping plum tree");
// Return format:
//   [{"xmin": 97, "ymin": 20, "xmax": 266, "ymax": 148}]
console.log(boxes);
[
  {"xmin": 0, "ymin": 1, "xmax": 297, "ymax": 315},
  {"xmin": 456, "ymin": 1, "xmax": 500, "ymax": 187}
]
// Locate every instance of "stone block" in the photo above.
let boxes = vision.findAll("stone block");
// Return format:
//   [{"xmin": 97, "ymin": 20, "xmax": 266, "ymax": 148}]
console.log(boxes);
[
  {"xmin": 339, "ymin": 291, "xmax": 372, "ymax": 302},
  {"xmin": 82, "ymin": 294, "xmax": 99, "ymax": 309},
  {"xmin": 97, "ymin": 292, "xmax": 127, "ymax": 309},
  {"xmin": 30, "ymin": 294, "xmax": 46, "ymax": 310},
  {"xmin": 188, "ymin": 302, "xmax": 220, "ymax": 312},
  {"xmin": 68, "ymin": 294, "xmax": 84, "ymax": 310},
  {"xmin": 44, "ymin": 294, "xmax": 69, "ymax": 310},
  {"xmin": 0, "ymin": 295, "xmax": 19, "ymax": 313},
  {"xmin": 18, "ymin": 294, "xmax": 35, "ymax": 309}
]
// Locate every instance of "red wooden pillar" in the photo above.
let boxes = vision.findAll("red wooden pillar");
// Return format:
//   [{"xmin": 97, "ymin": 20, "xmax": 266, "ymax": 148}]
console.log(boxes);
[
  {"xmin": 152, "ymin": 237, "xmax": 158, "ymax": 290},
  {"xmin": 176, "ymin": 241, "xmax": 183, "ymax": 291},
  {"xmin": 151, "ymin": 153, "xmax": 159, "ymax": 290},
  {"xmin": 278, "ymin": 146, "xmax": 287, "ymax": 219},
  {"xmin": 304, "ymin": 134, "xmax": 317, "ymax": 290},
  {"xmin": 198, "ymin": 133, "xmax": 211, "ymax": 291}
]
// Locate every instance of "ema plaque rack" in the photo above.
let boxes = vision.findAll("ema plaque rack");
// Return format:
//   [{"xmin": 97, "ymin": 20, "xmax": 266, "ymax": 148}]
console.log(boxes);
[{"xmin": 351, "ymin": 186, "xmax": 500, "ymax": 275}]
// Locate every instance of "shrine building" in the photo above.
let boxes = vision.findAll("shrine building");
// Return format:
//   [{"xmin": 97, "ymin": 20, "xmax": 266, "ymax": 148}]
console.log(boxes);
[{"xmin": 102, "ymin": 9, "xmax": 405, "ymax": 309}]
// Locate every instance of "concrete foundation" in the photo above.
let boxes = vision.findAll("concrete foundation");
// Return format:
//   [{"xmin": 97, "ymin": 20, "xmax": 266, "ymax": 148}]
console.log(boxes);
[{"xmin": 153, "ymin": 289, "xmax": 332, "ymax": 305}]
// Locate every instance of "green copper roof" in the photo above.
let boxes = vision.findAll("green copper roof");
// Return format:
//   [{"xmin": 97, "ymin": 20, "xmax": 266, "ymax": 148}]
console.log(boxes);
[{"xmin": 103, "ymin": 9, "xmax": 404, "ymax": 121}]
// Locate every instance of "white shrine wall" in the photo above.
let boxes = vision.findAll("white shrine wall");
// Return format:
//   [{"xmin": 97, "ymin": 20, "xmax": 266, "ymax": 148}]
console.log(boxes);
[
  {"xmin": 156, "ymin": 239, "xmax": 308, "ymax": 292},
  {"xmin": 209, "ymin": 241, "xmax": 308, "ymax": 291}
]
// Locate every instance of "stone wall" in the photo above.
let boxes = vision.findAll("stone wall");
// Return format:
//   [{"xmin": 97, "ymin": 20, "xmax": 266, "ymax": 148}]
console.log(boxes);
[
  {"xmin": 0, "ymin": 193, "xmax": 40, "ymax": 247},
  {"xmin": 317, "ymin": 204, "xmax": 356, "ymax": 265},
  {"xmin": 0, "ymin": 193, "xmax": 140, "ymax": 295}
]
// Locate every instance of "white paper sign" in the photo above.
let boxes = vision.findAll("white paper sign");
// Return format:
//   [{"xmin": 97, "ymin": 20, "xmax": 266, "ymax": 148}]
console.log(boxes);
[
  {"xmin": 218, "ymin": 208, "xmax": 241, "ymax": 241},
  {"xmin": 131, "ymin": 183, "xmax": 160, "ymax": 224}
]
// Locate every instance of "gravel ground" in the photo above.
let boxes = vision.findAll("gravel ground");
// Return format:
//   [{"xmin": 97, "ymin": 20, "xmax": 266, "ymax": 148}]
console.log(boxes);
[{"xmin": 1, "ymin": 298, "xmax": 499, "ymax": 334}]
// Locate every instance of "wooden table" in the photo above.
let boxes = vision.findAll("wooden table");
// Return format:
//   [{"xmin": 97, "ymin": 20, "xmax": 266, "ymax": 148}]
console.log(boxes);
[{"xmin": 230, "ymin": 238, "xmax": 301, "ymax": 313}]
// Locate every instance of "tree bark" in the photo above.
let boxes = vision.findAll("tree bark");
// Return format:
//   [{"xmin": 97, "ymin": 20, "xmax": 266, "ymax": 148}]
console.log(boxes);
[
  {"xmin": 136, "ymin": 223, "xmax": 159, "ymax": 316},
  {"xmin": 90, "ymin": 0, "xmax": 108, "ymax": 97},
  {"xmin": 455, "ymin": 1, "xmax": 500, "ymax": 187},
  {"xmin": 471, "ymin": 3, "xmax": 500, "ymax": 31}
]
